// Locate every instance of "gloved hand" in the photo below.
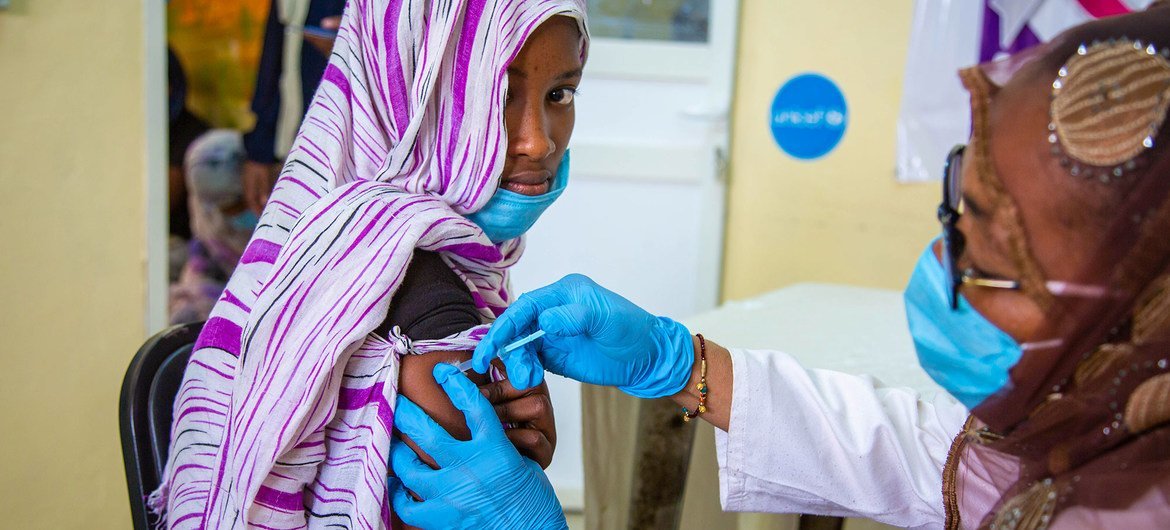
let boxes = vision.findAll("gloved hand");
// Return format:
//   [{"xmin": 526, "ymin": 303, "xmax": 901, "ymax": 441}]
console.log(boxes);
[
  {"xmin": 389, "ymin": 363, "xmax": 567, "ymax": 530},
  {"xmin": 471, "ymin": 273, "xmax": 695, "ymax": 398}
]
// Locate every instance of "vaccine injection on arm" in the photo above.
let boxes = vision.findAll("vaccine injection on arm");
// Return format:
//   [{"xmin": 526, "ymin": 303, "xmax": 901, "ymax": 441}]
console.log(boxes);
[
  {"xmin": 390, "ymin": 362, "xmax": 569, "ymax": 530},
  {"xmin": 451, "ymin": 330, "xmax": 546, "ymax": 375},
  {"xmin": 389, "ymin": 277, "xmax": 732, "ymax": 529},
  {"xmin": 470, "ymin": 274, "xmax": 736, "ymax": 430},
  {"xmin": 398, "ymin": 269, "xmax": 837, "ymax": 530}
]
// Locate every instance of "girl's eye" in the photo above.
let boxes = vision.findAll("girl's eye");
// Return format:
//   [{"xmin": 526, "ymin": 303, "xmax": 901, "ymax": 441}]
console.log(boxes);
[{"xmin": 549, "ymin": 87, "xmax": 577, "ymax": 105}]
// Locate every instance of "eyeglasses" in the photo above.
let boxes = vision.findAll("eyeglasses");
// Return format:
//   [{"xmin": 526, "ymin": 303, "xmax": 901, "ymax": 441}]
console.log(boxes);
[{"xmin": 938, "ymin": 144, "xmax": 1020, "ymax": 309}]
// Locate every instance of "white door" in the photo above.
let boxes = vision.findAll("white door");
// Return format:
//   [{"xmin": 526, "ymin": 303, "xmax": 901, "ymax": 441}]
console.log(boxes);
[{"xmin": 508, "ymin": 0, "xmax": 741, "ymax": 509}]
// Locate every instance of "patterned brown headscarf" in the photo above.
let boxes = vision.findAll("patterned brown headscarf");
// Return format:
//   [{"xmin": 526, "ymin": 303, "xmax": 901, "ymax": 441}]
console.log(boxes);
[{"xmin": 944, "ymin": 4, "xmax": 1170, "ymax": 528}]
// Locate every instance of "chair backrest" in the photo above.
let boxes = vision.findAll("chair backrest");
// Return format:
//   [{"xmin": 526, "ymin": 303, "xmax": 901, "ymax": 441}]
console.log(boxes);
[{"xmin": 119, "ymin": 322, "xmax": 203, "ymax": 530}]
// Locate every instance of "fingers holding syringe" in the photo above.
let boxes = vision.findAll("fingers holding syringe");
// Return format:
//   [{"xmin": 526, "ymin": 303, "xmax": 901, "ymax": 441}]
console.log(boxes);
[{"xmin": 472, "ymin": 281, "xmax": 572, "ymax": 373}]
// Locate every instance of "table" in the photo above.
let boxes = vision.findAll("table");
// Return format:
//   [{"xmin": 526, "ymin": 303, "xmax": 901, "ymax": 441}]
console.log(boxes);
[
  {"xmin": 683, "ymin": 282, "xmax": 942, "ymax": 396},
  {"xmin": 580, "ymin": 283, "xmax": 952, "ymax": 530}
]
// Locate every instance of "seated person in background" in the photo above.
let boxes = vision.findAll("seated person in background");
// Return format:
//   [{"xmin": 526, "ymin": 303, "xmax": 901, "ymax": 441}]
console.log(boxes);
[{"xmin": 169, "ymin": 130, "xmax": 256, "ymax": 324}]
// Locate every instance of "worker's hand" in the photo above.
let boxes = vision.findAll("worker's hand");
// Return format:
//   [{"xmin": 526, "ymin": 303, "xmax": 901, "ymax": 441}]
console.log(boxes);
[
  {"xmin": 242, "ymin": 161, "xmax": 281, "ymax": 215},
  {"xmin": 472, "ymin": 274, "xmax": 694, "ymax": 398},
  {"xmin": 320, "ymin": 15, "xmax": 341, "ymax": 31},
  {"xmin": 390, "ymin": 364, "xmax": 567, "ymax": 530},
  {"xmin": 304, "ymin": 16, "xmax": 341, "ymax": 57},
  {"xmin": 481, "ymin": 378, "xmax": 556, "ymax": 469}
]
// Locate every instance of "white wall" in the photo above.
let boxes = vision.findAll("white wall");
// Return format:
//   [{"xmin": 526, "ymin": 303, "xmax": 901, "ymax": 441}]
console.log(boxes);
[
  {"xmin": 510, "ymin": 68, "xmax": 730, "ymax": 507},
  {"xmin": 511, "ymin": 174, "xmax": 719, "ymax": 505}
]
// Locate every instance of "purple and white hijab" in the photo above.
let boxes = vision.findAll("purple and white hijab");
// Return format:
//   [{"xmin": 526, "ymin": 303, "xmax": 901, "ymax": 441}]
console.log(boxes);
[{"xmin": 152, "ymin": 1, "xmax": 588, "ymax": 528}]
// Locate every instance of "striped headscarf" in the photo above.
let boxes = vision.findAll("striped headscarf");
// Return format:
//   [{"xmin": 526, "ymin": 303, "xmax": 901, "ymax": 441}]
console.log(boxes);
[{"xmin": 153, "ymin": 1, "xmax": 588, "ymax": 528}]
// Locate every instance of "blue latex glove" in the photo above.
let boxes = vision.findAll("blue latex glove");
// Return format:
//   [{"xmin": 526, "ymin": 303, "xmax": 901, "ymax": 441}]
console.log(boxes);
[
  {"xmin": 389, "ymin": 363, "xmax": 567, "ymax": 530},
  {"xmin": 471, "ymin": 273, "xmax": 695, "ymax": 398}
]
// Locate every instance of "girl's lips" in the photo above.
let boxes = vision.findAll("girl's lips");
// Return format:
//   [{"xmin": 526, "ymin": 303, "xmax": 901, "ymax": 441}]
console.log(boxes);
[
  {"xmin": 500, "ymin": 181, "xmax": 551, "ymax": 195},
  {"xmin": 501, "ymin": 170, "xmax": 552, "ymax": 195}
]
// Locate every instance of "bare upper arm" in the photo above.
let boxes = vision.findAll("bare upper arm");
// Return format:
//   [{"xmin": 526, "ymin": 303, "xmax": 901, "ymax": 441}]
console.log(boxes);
[{"xmin": 395, "ymin": 350, "xmax": 491, "ymax": 466}]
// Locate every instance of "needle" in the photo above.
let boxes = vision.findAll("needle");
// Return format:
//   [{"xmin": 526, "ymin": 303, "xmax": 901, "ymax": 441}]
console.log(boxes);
[{"xmin": 452, "ymin": 330, "xmax": 547, "ymax": 374}]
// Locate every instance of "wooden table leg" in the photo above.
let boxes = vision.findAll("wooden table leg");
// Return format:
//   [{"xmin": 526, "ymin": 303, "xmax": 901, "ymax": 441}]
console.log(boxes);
[
  {"xmin": 627, "ymin": 398, "xmax": 698, "ymax": 530},
  {"xmin": 798, "ymin": 514, "xmax": 845, "ymax": 530}
]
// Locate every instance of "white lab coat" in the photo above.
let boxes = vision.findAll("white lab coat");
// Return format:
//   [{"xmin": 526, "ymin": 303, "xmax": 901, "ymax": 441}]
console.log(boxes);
[{"xmin": 715, "ymin": 348, "xmax": 969, "ymax": 529}]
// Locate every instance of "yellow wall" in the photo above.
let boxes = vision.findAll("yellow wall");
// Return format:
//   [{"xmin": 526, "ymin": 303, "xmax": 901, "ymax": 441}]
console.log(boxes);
[
  {"xmin": 722, "ymin": 0, "xmax": 939, "ymax": 301},
  {"xmin": 0, "ymin": 1, "xmax": 152, "ymax": 527}
]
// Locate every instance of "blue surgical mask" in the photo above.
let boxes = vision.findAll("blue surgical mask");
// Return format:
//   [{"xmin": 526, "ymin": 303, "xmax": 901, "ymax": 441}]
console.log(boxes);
[
  {"xmin": 903, "ymin": 240, "xmax": 1024, "ymax": 409},
  {"xmin": 229, "ymin": 209, "xmax": 259, "ymax": 233},
  {"xmin": 467, "ymin": 152, "xmax": 570, "ymax": 244}
]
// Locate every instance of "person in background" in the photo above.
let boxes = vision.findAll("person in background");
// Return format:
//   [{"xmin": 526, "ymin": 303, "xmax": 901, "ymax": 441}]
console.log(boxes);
[
  {"xmin": 168, "ymin": 130, "xmax": 255, "ymax": 324},
  {"xmin": 241, "ymin": 0, "xmax": 345, "ymax": 215}
]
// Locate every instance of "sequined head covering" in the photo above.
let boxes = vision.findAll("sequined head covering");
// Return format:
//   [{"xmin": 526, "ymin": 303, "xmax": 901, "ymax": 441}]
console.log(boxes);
[{"xmin": 944, "ymin": 4, "xmax": 1170, "ymax": 528}]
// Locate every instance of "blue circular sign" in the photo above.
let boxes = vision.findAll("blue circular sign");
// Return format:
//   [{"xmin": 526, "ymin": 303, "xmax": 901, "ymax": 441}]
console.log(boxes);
[{"xmin": 769, "ymin": 73, "xmax": 848, "ymax": 160}]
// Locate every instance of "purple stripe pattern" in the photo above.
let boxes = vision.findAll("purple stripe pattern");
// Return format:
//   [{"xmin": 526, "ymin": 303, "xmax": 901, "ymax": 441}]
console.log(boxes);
[
  {"xmin": 195, "ymin": 317, "xmax": 244, "ymax": 356},
  {"xmin": 150, "ymin": 1, "xmax": 590, "ymax": 528},
  {"xmin": 240, "ymin": 239, "xmax": 283, "ymax": 266}
]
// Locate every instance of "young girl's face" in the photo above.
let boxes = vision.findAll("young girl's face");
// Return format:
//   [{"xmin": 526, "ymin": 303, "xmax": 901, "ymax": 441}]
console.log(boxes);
[{"xmin": 499, "ymin": 16, "xmax": 583, "ymax": 196}]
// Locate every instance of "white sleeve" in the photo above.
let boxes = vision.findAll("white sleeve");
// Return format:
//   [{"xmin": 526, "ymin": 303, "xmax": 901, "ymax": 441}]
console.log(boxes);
[{"xmin": 715, "ymin": 348, "xmax": 969, "ymax": 529}]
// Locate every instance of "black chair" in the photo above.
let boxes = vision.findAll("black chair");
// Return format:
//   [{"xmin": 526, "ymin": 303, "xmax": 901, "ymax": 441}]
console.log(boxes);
[{"xmin": 119, "ymin": 322, "xmax": 203, "ymax": 530}]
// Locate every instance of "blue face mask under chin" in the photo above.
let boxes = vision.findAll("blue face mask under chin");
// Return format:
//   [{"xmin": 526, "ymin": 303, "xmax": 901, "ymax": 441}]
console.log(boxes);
[
  {"xmin": 903, "ymin": 241, "xmax": 1025, "ymax": 410},
  {"xmin": 467, "ymin": 152, "xmax": 570, "ymax": 244},
  {"xmin": 229, "ymin": 209, "xmax": 259, "ymax": 233}
]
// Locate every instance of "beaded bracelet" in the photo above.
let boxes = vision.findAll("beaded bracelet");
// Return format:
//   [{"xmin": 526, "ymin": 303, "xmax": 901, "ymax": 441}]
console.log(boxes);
[{"xmin": 681, "ymin": 333, "xmax": 708, "ymax": 423}]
